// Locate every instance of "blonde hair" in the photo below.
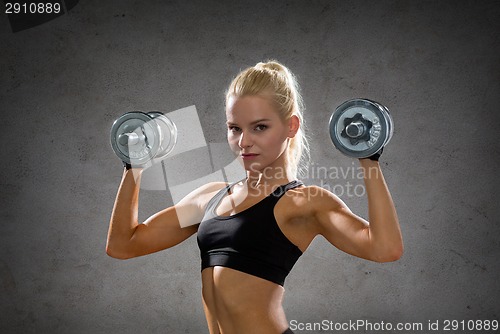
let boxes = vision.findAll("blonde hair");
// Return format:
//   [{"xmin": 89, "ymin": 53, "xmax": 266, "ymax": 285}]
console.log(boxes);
[{"xmin": 226, "ymin": 60, "xmax": 310, "ymax": 178}]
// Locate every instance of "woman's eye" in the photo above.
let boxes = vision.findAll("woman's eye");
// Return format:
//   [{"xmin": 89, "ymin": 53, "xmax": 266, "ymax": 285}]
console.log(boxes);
[
  {"xmin": 228, "ymin": 126, "xmax": 241, "ymax": 132},
  {"xmin": 255, "ymin": 124, "xmax": 267, "ymax": 131}
]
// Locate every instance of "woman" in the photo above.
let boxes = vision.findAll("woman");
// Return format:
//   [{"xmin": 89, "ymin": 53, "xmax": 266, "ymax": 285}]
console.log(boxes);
[{"xmin": 106, "ymin": 61, "xmax": 403, "ymax": 334}]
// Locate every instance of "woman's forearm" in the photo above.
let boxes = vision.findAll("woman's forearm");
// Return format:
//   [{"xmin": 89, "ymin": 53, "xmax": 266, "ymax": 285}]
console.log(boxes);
[
  {"xmin": 359, "ymin": 159, "xmax": 403, "ymax": 261},
  {"xmin": 106, "ymin": 168, "xmax": 143, "ymax": 258}
]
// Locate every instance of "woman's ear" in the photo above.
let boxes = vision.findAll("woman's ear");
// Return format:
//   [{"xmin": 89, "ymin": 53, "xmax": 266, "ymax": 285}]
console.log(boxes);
[{"xmin": 287, "ymin": 115, "xmax": 300, "ymax": 138}]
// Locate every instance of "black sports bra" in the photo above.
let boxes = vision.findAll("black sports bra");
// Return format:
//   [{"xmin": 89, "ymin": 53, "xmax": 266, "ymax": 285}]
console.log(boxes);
[{"xmin": 197, "ymin": 180, "xmax": 304, "ymax": 286}]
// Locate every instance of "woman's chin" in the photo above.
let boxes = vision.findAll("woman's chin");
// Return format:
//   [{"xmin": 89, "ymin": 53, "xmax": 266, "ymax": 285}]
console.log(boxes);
[{"xmin": 242, "ymin": 161, "xmax": 264, "ymax": 173}]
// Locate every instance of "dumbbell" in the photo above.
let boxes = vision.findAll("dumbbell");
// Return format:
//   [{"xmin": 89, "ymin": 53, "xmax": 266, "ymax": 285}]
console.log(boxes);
[
  {"xmin": 110, "ymin": 111, "xmax": 177, "ymax": 167},
  {"xmin": 329, "ymin": 99, "xmax": 393, "ymax": 159}
]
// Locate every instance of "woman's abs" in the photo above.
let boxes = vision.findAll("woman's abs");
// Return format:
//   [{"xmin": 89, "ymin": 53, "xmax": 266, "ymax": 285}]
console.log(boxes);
[{"xmin": 201, "ymin": 266, "xmax": 290, "ymax": 334}]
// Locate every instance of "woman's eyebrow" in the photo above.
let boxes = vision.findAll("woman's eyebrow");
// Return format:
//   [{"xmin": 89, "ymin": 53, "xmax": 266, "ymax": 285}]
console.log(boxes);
[
  {"xmin": 226, "ymin": 118, "xmax": 271, "ymax": 126},
  {"xmin": 251, "ymin": 118, "xmax": 271, "ymax": 124}
]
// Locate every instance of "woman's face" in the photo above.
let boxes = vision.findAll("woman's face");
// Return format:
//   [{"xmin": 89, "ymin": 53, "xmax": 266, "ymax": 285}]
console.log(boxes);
[{"xmin": 226, "ymin": 95, "xmax": 294, "ymax": 174}]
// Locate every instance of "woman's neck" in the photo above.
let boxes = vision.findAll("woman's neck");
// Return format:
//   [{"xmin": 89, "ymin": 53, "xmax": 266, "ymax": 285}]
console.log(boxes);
[{"xmin": 245, "ymin": 167, "xmax": 295, "ymax": 190}]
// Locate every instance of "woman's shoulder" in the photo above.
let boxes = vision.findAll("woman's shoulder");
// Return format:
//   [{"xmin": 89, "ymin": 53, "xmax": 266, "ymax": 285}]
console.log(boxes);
[
  {"xmin": 284, "ymin": 183, "xmax": 345, "ymax": 212},
  {"xmin": 275, "ymin": 183, "xmax": 346, "ymax": 237}
]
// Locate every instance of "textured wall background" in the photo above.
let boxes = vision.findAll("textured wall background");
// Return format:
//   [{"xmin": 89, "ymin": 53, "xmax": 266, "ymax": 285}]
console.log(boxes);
[{"xmin": 1, "ymin": 1, "xmax": 499, "ymax": 333}]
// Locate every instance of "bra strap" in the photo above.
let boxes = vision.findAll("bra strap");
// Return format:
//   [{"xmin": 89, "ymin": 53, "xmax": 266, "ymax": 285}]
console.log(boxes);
[
  {"xmin": 271, "ymin": 180, "xmax": 304, "ymax": 198},
  {"xmin": 205, "ymin": 179, "xmax": 245, "ymax": 218}
]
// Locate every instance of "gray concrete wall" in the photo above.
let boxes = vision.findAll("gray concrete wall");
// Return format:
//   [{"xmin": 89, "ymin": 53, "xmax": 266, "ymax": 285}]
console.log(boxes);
[{"xmin": 1, "ymin": 0, "xmax": 499, "ymax": 333}]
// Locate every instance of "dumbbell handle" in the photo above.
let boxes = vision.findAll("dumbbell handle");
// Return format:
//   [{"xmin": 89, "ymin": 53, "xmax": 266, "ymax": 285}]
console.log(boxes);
[
  {"xmin": 118, "ymin": 132, "xmax": 146, "ymax": 146},
  {"xmin": 345, "ymin": 122, "xmax": 366, "ymax": 138}
]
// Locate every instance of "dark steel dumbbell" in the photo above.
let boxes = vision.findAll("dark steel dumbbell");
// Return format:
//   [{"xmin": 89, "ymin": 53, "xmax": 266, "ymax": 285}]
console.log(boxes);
[{"xmin": 329, "ymin": 99, "xmax": 393, "ymax": 159}]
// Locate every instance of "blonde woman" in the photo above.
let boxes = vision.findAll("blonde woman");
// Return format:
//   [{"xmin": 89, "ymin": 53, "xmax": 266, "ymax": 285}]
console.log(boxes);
[{"xmin": 106, "ymin": 61, "xmax": 403, "ymax": 334}]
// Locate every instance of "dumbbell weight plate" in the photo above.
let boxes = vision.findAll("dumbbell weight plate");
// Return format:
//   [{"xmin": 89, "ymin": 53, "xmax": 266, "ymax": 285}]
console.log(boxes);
[
  {"xmin": 110, "ymin": 112, "xmax": 161, "ymax": 165},
  {"xmin": 147, "ymin": 112, "xmax": 177, "ymax": 159},
  {"xmin": 368, "ymin": 100, "xmax": 394, "ymax": 147},
  {"xmin": 329, "ymin": 99, "xmax": 393, "ymax": 158}
]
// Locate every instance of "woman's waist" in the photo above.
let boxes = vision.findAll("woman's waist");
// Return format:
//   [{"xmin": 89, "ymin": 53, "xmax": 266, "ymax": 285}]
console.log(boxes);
[{"xmin": 203, "ymin": 266, "xmax": 285, "ymax": 313}]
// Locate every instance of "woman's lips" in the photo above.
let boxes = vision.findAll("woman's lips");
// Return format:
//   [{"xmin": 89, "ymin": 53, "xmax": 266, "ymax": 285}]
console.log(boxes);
[{"xmin": 241, "ymin": 153, "xmax": 259, "ymax": 160}]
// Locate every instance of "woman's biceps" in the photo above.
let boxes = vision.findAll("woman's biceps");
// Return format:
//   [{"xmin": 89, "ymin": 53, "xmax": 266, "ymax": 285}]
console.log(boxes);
[{"xmin": 316, "ymin": 208, "xmax": 370, "ymax": 248}]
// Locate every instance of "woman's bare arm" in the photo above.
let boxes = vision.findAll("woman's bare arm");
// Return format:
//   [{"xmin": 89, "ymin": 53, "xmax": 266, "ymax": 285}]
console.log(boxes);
[
  {"xmin": 310, "ymin": 159, "xmax": 403, "ymax": 262},
  {"xmin": 106, "ymin": 168, "xmax": 225, "ymax": 259}
]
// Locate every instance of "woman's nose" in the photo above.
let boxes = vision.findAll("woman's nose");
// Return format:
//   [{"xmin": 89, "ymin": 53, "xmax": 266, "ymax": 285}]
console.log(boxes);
[{"xmin": 238, "ymin": 131, "xmax": 253, "ymax": 148}]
